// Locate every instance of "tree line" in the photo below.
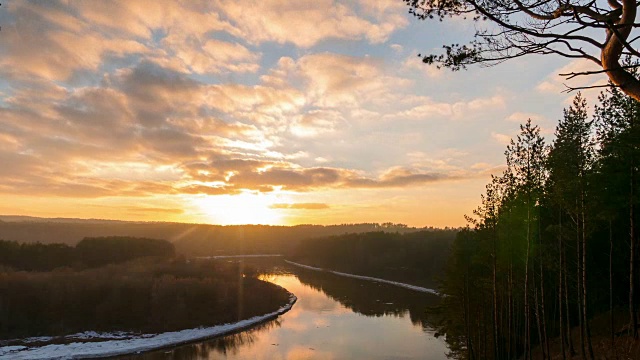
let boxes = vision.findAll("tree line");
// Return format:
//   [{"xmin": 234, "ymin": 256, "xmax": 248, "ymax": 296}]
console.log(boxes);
[
  {"xmin": 0, "ymin": 236, "xmax": 175, "ymax": 271},
  {"xmin": 435, "ymin": 81, "xmax": 640, "ymax": 359},
  {"xmin": 0, "ymin": 221, "xmax": 428, "ymax": 257},
  {"xmin": 291, "ymin": 229, "xmax": 457, "ymax": 288}
]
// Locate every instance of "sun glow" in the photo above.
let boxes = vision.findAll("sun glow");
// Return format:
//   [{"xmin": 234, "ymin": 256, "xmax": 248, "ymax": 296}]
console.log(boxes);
[{"xmin": 192, "ymin": 192, "xmax": 285, "ymax": 225}]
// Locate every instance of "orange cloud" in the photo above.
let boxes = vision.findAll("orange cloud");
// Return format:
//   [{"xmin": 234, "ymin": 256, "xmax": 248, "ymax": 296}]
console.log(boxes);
[
  {"xmin": 0, "ymin": 0, "xmax": 507, "ymax": 229},
  {"xmin": 125, "ymin": 207, "xmax": 184, "ymax": 214}
]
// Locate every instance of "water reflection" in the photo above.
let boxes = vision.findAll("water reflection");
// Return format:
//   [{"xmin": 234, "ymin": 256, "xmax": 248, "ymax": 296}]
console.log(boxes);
[
  {"xmin": 118, "ymin": 320, "xmax": 282, "ymax": 360},
  {"xmin": 119, "ymin": 261, "xmax": 448, "ymax": 360},
  {"xmin": 291, "ymin": 267, "xmax": 439, "ymax": 331}
]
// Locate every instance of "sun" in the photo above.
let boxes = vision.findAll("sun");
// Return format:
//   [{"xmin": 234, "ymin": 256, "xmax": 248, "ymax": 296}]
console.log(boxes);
[{"xmin": 191, "ymin": 192, "xmax": 285, "ymax": 225}]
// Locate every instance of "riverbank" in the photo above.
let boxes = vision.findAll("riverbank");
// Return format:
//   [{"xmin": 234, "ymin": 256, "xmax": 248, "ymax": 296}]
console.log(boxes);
[
  {"xmin": 0, "ymin": 256, "xmax": 297, "ymax": 359},
  {"xmin": 284, "ymin": 260, "xmax": 439, "ymax": 295},
  {"xmin": 0, "ymin": 292, "xmax": 297, "ymax": 359},
  {"xmin": 195, "ymin": 254, "xmax": 283, "ymax": 260}
]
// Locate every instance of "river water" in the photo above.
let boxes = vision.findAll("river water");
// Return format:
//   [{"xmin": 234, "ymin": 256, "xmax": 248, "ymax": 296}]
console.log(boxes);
[{"xmin": 120, "ymin": 259, "xmax": 449, "ymax": 359}]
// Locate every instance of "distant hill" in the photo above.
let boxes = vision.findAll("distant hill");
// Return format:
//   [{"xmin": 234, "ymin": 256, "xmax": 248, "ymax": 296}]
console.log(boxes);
[
  {"xmin": 0, "ymin": 215, "xmax": 129, "ymax": 224},
  {"xmin": 0, "ymin": 216, "xmax": 453, "ymax": 257}
]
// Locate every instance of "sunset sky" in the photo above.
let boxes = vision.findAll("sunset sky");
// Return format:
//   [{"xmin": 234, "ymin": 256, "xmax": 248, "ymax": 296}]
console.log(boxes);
[{"xmin": 0, "ymin": 1, "xmax": 607, "ymax": 227}]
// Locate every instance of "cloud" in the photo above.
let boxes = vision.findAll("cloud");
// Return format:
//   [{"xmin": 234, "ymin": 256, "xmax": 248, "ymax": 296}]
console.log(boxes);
[
  {"xmin": 228, "ymin": 167, "xmax": 343, "ymax": 190},
  {"xmin": 346, "ymin": 167, "xmax": 451, "ymax": 188},
  {"xmin": 175, "ymin": 185, "xmax": 240, "ymax": 196},
  {"xmin": 126, "ymin": 207, "xmax": 184, "ymax": 214},
  {"xmin": 1, "ymin": 2, "xmax": 148, "ymax": 81},
  {"xmin": 0, "ymin": 0, "xmax": 503, "ymax": 219},
  {"xmin": 204, "ymin": 83, "xmax": 306, "ymax": 118},
  {"xmin": 111, "ymin": 62, "xmax": 203, "ymax": 125},
  {"xmin": 470, "ymin": 162, "xmax": 492, "ymax": 170},
  {"xmin": 402, "ymin": 54, "xmax": 443, "ymax": 78},
  {"xmin": 505, "ymin": 112, "xmax": 547, "ymax": 123},
  {"xmin": 390, "ymin": 44, "xmax": 404, "ymax": 53},
  {"xmin": 160, "ymin": 35, "xmax": 261, "ymax": 74},
  {"xmin": 290, "ymin": 110, "xmax": 344, "ymax": 137},
  {"xmin": 270, "ymin": 203, "xmax": 330, "ymax": 210},
  {"xmin": 173, "ymin": 150, "xmax": 468, "ymax": 196},
  {"xmin": 215, "ymin": 0, "xmax": 407, "ymax": 48},
  {"xmin": 183, "ymin": 159, "xmax": 458, "ymax": 193},
  {"xmin": 390, "ymin": 95, "xmax": 506, "ymax": 121},
  {"xmin": 536, "ymin": 59, "xmax": 605, "ymax": 100},
  {"xmin": 491, "ymin": 132, "xmax": 512, "ymax": 146},
  {"xmin": 268, "ymin": 53, "xmax": 401, "ymax": 108}
]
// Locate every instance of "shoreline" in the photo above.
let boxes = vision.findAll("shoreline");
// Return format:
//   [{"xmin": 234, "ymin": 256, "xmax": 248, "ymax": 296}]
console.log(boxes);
[
  {"xmin": 0, "ymin": 291, "xmax": 297, "ymax": 360},
  {"xmin": 195, "ymin": 254, "xmax": 283, "ymax": 260},
  {"xmin": 284, "ymin": 260, "xmax": 439, "ymax": 295}
]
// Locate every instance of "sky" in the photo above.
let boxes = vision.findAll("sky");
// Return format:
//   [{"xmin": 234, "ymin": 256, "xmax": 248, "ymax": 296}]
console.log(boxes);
[{"xmin": 0, "ymin": 1, "xmax": 608, "ymax": 227}]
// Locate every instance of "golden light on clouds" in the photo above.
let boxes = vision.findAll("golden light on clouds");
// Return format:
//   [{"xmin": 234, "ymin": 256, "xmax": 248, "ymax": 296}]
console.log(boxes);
[{"xmin": 0, "ymin": 1, "xmax": 581, "ymax": 227}]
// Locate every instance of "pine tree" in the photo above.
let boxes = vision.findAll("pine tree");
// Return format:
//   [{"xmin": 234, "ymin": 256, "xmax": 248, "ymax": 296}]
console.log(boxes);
[
  {"xmin": 547, "ymin": 93, "xmax": 595, "ymax": 359},
  {"xmin": 595, "ymin": 78, "xmax": 640, "ymax": 339},
  {"xmin": 505, "ymin": 119, "xmax": 547, "ymax": 360}
]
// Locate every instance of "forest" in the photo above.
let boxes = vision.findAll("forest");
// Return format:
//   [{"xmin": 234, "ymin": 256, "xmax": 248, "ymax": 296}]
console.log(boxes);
[
  {"xmin": 0, "ymin": 236, "xmax": 175, "ymax": 270},
  {"xmin": 290, "ymin": 229, "xmax": 457, "ymax": 288},
  {"xmin": 0, "ymin": 220, "xmax": 426, "ymax": 257},
  {"xmin": 434, "ymin": 78, "xmax": 640, "ymax": 359},
  {"xmin": 0, "ymin": 238, "xmax": 290, "ymax": 341}
]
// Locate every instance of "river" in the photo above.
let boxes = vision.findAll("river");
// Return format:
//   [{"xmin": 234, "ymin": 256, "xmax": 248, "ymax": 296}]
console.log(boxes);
[{"xmin": 119, "ymin": 259, "xmax": 449, "ymax": 359}]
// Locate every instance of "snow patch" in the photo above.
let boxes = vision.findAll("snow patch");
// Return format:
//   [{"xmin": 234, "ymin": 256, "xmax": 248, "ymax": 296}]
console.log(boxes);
[
  {"xmin": 285, "ymin": 260, "xmax": 439, "ymax": 295},
  {"xmin": 283, "ymin": 260, "xmax": 323, "ymax": 271},
  {"xmin": 196, "ymin": 254, "xmax": 283, "ymax": 260},
  {"xmin": 1, "ymin": 294, "xmax": 297, "ymax": 359}
]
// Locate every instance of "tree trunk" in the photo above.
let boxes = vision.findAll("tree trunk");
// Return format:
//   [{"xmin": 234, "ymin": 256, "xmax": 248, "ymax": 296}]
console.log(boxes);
[
  {"xmin": 507, "ymin": 211, "xmax": 513, "ymax": 360},
  {"xmin": 560, "ymin": 210, "xmax": 566, "ymax": 360},
  {"xmin": 525, "ymin": 201, "xmax": 532, "ymax": 360},
  {"xmin": 493, "ymin": 223, "xmax": 499, "ymax": 360},
  {"xmin": 631, "ymin": 156, "xmax": 638, "ymax": 339},
  {"xmin": 601, "ymin": 1, "xmax": 640, "ymax": 103},
  {"xmin": 610, "ymin": 219, "xmax": 615, "ymax": 353},
  {"xmin": 508, "ymin": 260, "xmax": 513, "ymax": 360},
  {"xmin": 483, "ymin": 292, "xmax": 488, "ymax": 360},
  {"xmin": 565, "ymin": 245, "xmax": 575, "ymax": 356},
  {"xmin": 464, "ymin": 272, "xmax": 474, "ymax": 360},
  {"xmin": 577, "ymin": 213, "xmax": 586, "ymax": 359},
  {"xmin": 534, "ymin": 277, "xmax": 545, "ymax": 359},
  {"xmin": 539, "ymin": 211, "xmax": 550, "ymax": 359},
  {"xmin": 581, "ymin": 194, "xmax": 595, "ymax": 360}
]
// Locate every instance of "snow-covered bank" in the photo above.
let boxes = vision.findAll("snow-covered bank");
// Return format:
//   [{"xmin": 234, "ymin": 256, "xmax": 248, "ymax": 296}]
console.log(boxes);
[
  {"xmin": 283, "ymin": 260, "xmax": 323, "ymax": 271},
  {"xmin": 284, "ymin": 260, "xmax": 439, "ymax": 295},
  {"xmin": 0, "ymin": 294, "xmax": 297, "ymax": 360},
  {"xmin": 196, "ymin": 254, "xmax": 283, "ymax": 260}
]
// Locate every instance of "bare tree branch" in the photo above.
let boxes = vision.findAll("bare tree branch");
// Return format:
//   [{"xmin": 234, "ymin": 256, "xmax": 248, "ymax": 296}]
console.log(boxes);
[
  {"xmin": 406, "ymin": 0, "xmax": 640, "ymax": 101},
  {"xmin": 562, "ymin": 83, "xmax": 620, "ymax": 93},
  {"xmin": 560, "ymin": 64, "xmax": 640, "ymax": 79}
]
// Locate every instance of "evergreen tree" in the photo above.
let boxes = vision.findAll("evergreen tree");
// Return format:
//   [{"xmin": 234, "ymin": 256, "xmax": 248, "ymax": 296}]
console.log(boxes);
[
  {"xmin": 595, "ymin": 79, "xmax": 640, "ymax": 339},
  {"xmin": 505, "ymin": 119, "xmax": 547, "ymax": 360},
  {"xmin": 547, "ymin": 93, "xmax": 595, "ymax": 359},
  {"xmin": 429, "ymin": 86, "xmax": 640, "ymax": 359}
]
